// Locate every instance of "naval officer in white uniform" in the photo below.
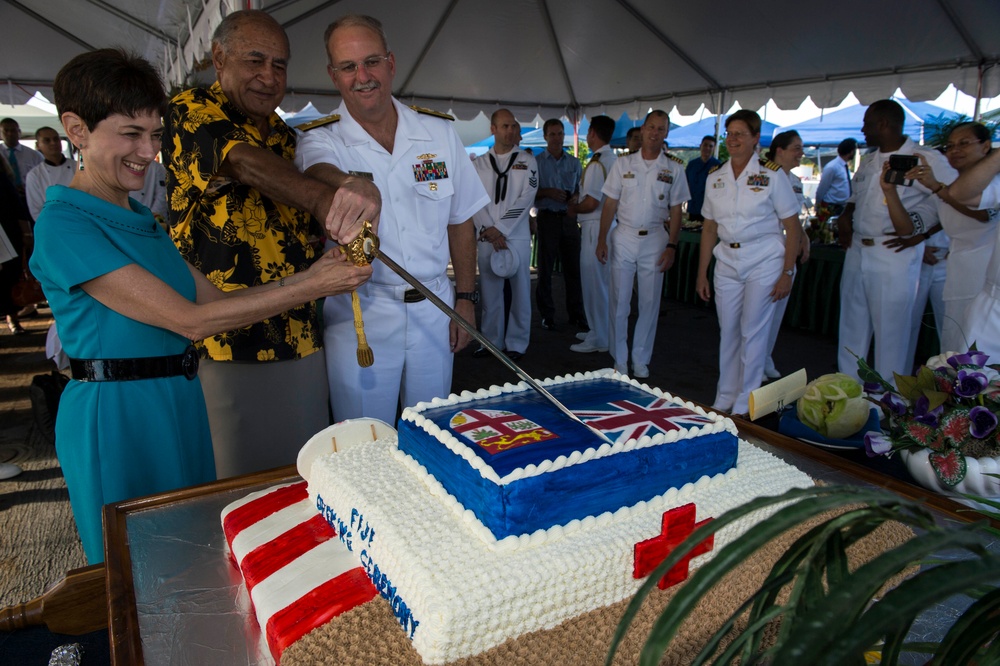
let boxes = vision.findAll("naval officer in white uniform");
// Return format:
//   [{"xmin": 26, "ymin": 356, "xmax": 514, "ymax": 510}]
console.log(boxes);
[
  {"xmin": 835, "ymin": 99, "xmax": 954, "ymax": 382},
  {"xmin": 569, "ymin": 114, "xmax": 617, "ymax": 355},
  {"xmin": 471, "ymin": 109, "xmax": 537, "ymax": 358},
  {"xmin": 296, "ymin": 14, "xmax": 488, "ymax": 423},
  {"xmin": 597, "ymin": 110, "xmax": 689, "ymax": 379},
  {"xmin": 696, "ymin": 110, "xmax": 801, "ymax": 416}
]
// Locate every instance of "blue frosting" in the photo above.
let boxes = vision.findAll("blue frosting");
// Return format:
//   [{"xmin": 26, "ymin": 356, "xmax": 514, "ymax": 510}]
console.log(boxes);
[{"xmin": 398, "ymin": 378, "xmax": 738, "ymax": 539}]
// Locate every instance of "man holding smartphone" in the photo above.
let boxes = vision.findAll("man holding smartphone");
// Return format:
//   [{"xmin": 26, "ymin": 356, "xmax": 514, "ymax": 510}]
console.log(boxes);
[{"xmin": 835, "ymin": 99, "xmax": 955, "ymax": 382}]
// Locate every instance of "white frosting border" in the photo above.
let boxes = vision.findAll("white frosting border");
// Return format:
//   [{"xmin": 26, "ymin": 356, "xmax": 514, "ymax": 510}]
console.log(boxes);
[{"xmin": 400, "ymin": 369, "xmax": 738, "ymax": 486}]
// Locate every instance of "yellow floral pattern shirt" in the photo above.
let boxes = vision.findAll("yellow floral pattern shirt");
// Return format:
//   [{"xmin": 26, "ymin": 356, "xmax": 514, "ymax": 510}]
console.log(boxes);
[{"xmin": 164, "ymin": 82, "xmax": 322, "ymax": 362}]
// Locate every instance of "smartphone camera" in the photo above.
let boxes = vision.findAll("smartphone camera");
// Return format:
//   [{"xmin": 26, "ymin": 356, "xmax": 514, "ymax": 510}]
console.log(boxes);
[{"xmin": 884, "ymin": 154, "xmax": 919, "ymax": 186}]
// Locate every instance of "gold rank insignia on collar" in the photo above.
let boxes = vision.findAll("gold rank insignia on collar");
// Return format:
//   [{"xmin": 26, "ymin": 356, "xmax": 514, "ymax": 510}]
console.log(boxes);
[
  {"xmin": 665, "ymin": 152, "xmax": 684, "ymax": 165},
  {"xmin": 296, "ymin": 114, "xmax": 340, "ymax": 131},
  {"xmin": 409, "ymin": 105, "xmax": 455, "ymax": 121},
  {"xmin": 758, "ymin": 157, "xmax": 781, "ymax": 172}
]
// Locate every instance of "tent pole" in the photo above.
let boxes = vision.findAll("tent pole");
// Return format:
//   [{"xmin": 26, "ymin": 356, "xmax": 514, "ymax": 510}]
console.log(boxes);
[{"xmin": 974, "ymin": 63, "xmax": 984, "ymax": 122}]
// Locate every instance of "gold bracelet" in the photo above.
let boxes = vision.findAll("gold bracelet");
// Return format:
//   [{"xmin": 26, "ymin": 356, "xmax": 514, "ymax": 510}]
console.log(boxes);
[{"xmin": 933, "ymin": 183, "xmax": 946, "ymax": 197}]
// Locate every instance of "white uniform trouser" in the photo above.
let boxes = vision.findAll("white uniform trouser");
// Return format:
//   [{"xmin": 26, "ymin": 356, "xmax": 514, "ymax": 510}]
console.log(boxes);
[
  {"xmin": 764, "ymin": 265, "xmax": 795, "ymax": 376},
  {"xmin": 477, "ymin": 237, "xmax": 532, "ymax": 353},
  {"xmin": 712, "ymin": 236, "xmax": 785, "ymax": 414},
  {"xmin": 964, "ymin": 283, "xmax": 1000, "ymax": 360},
  {"xmin": 609, "ymin": 224, "xmax": 666, "ymax": 367},
  {"xmin": 324, "ymin": 275, "xmax": 453, "ymax": 424},
  {"xmin": 942, "ymin": 295, "xmax": 975, "ymax": 353},
  {"xmin": 837, "ymin": 239, "xmax": 922, "ymax": 383},
  {"xmin": 579, "ymin": 219, "xmax": 611, "ymax": 349},
  {"xmin": 906, "ymin": 254, "xmax": 946, "ymax": 369}
]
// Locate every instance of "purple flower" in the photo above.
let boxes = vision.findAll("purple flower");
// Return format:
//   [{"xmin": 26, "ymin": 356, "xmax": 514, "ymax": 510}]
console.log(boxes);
[
  {"xmin": 881, "ymin": 392, "xmax": 907, "ymax": 416},
  {"xmin": 948, "ymin": 351, "xmax": 990, "ymax": 370},
  {"xmin": 864, "ymin": 431, "xmax": 893, "ymax": 457},
  {"xmin": 970, "ymin": 406, "xmax": 998, "ymax": 439},
  {"xmin": 954, "ymin": 370, "xmax": 989, "ymax": 398},
  {"xmin": 913, "ymin": 395, "xmax": 943, "ymax": 427},
  {"xmin": 863, "ymin": 381, "xmax": 884, "ymax": 394}
]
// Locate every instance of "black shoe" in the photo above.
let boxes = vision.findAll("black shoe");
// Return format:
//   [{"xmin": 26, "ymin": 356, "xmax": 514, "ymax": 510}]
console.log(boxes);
[
  {"xmin": 505, "ymin": 350, "xmax": 524, "ymax": 361},
  {"xmin": 572, "ymin": 318, "xmax": 589, "ymax": 331},
  {"xmin": 540, "ymin": 318, "xmax": 557, "ymax": 331},
  {"xmin": 472, "ymin": 346, "xmax": 490, "ymax": 358}
]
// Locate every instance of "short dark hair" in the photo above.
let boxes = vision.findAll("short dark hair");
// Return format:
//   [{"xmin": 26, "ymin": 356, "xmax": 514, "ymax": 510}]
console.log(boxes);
[
  {"xmin": 626, "ymin": 127, "xmax": 641, "ymax": 140},
  {"xmin": 213, "ymin": 10, "xmax": 287, "ymax": 55},
  {"xmin": 837, "ymin": 138, "xmax": 858, "ymax": 157},
  {"xmin": 53, "ymin": 48, "xmax": 166, "ymax": 130},
  {"xmin": 644, "ymin": 109, "xmax": 669, "ymax": 127},
  {"xmin": 867, "ymin": 99, "xmax": 905, "ymax": 132},
  {"xmin": 725, "ymin": 109, "xmax": 761, "ymax": 136},
  {"xmin": 34, "ymin": 126, "xmax": 59, "ymax": 139},
  {"xmin": 701, "ymin": 135, "xmax": 717, "ymax": 144},
  {"xmin": 765, "ymin": 130, "xmax": 801, "ymax": 161},
  {"xmin": 324, "ymin": 14, "xmax": 389, "ymax": 62},
  {"xmin": 589, "ymin": 115, "xmax": 614, "ymax": 143},
  {"xmin": 543, "ymin": 118, "xmax": 564, "ymax": 135},
  {"xmin": 0, "ymin": 118, "xmax": 17, "ymax": 128}
]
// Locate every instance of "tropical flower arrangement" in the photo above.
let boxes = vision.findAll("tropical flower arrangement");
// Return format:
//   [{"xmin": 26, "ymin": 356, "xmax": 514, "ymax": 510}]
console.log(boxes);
[{"xmin": 859, "ymin": 349, "xmax": 1000, "ymax": 487}]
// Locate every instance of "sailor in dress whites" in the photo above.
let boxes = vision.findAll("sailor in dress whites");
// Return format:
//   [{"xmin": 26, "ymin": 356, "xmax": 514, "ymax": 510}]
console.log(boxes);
[
  {"xmin": 25, "ymin": 126, "xmax": 77, "ymax": 220},
  {"xmin": 470, "ymin": 109, "xmax": 537, "ymax": 358},
  {"xmin": 596, "ymin": 110, "xmax": 689, "ymax": 379},
  {"xmin": 569, "ymin": 114, "xmax": 617, "ymax": 354},
  {"xmin": 835, "ymin": 100, "xmax": 954, "ymax": 382},
  {"xmin": 696, "ymin": 110, "xmax": 801, "ymax": 416},
  {"xmin": 295, "ymin": 14, "xmax": 488, "ymax": 424}
]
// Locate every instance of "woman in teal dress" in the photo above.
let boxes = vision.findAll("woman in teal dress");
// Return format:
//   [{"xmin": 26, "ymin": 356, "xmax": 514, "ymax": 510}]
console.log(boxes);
[{"xmin": 29, "ymin": 49, "xmax": 372, "ymax": 564}]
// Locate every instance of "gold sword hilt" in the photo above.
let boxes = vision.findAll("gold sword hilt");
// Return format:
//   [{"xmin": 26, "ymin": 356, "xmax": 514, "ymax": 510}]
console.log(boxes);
[{"xmin": 342, "ymin": 221, "xmax": 379, "ymax": 367}]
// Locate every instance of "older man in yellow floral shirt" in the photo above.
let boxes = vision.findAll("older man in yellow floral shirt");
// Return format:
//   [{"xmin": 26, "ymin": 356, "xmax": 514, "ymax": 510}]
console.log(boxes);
[{"xmin": 165, "ymin": 9, "xmax": 379, "ymax": 478}]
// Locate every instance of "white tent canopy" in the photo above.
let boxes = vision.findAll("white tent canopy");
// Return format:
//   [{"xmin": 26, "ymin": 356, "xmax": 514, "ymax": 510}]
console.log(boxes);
[{"xmin": 3, "ymin": 0, "xmax": 999, "ymax": 121}]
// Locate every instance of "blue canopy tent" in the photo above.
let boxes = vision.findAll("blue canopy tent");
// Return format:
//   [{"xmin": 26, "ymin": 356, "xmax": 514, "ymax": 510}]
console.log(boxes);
[
  {"xmin": 773, "ymin": 100, "xmax": 962, "ymax": 146},
  {"xmin": 668, "ymin": 115, "xmax": 778, "ymax": 149}
]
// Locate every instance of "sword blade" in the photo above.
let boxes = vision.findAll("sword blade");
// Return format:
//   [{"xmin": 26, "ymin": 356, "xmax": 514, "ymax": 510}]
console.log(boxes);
[{"xmin": 371, "ymin": 247, "xmax": 614, "ymax": 446}]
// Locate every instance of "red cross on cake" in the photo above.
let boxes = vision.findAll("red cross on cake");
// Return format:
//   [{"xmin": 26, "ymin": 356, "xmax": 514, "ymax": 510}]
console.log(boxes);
[{"xmin": 633, "ymin": 503, "xmax": 715, "ymax": 589}]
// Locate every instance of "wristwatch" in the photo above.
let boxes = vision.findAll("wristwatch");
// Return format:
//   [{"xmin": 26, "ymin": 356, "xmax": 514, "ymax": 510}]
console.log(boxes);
[
  {"xmin": 783, "ymin": 268, "xmax": 795, "ymax": 277},
  {"xmin": 456, "ymin": 291, "xmax": 480, "ymax": 305},
  {"xmin": 666, "ymin": 242, "xmax": 679, "ymax": 251}
]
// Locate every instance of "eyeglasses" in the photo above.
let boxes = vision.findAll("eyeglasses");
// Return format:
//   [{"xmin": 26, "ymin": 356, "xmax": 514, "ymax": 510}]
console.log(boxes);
[
  {"xmin": 330, "ymin": 54, "xmax": 390, "ymax": 75},
  {"xmin": 942, "ymin": 138, "xmax": 984, "ymax": 152},
  {"xmin": 725, "ymin": 130, "xmax": 753, "ymax": 139}
]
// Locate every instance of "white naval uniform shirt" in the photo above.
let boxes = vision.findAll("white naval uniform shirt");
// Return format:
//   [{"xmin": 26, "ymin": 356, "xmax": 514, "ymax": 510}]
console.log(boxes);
[
  {"xmin": 471, "ymin": 148, "xmax": 537, "ymax": 240},
  {"xmin": 602, "ymin": 151, "xmax": 689, "ymax": 228},
  {"xmin": 295, "ymin": 97, "xmax": 489, "ymax": 284},
  {"xmin": 702, "ymin": 158, "xmax": 799, "ymax": 247},
  {"xmin": 578, "ymin": 145, "xmax": 617, "ymax": 224},
  {"xmin": 25, "ymin": 158, "xmax": 77, "ymax": 220},
  {"xmin": 849, "ymin": 138, "xmax": 956, "ymax": 238},
  {"xmin": 939, "ymin": 199, "xmax": 999, "ymax": 302}
]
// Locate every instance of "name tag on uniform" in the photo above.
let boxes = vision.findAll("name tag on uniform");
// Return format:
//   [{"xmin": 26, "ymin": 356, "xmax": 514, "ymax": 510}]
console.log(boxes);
[
  {"xmin": 712, "ymin": 180, "xmax": 725, "ymax": 189},
  {"xmin": 350, "ymin": 170, "xmax": 374, "ymax": 181},
  {"xmin": 746, "ymin": 173, "xmax": 770, "ymax": 187},
  {"xmin": 512, "ymin": 162, "xmax": 527, "ymax": 170},
  {"xmin": 657, "ymin": 170, "xmax": 673, "ymax": 184},
  {"xmin": 413, "ymin": 161, "xmax": 449, "ymax": 182},
  {"xmin": 623, "ymin": 172, "xmax": 635, "ymax": 179}
]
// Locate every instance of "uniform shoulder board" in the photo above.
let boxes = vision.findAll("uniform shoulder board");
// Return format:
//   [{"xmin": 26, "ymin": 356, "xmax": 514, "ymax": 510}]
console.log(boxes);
[
  {"xmin": 759, "ymin": 157, "xmax": 781, "ymax": 172},
  {"xmin": 708, "ymin": 161, "xmax": 726, "ymax": 174},
  {"xmin": 409, "ymin": 105, "xmax": 455, "ymax": 121},
  {"xmin": 590, "ymin": 152, "xmax": 601, "ymax": 162},
  {"xmin": 665, "ymin": 152, "xmax": 684, "ymax": 165},
  {"xmin": 296, "ymin": 114, "xmax": 340, "ymax": 131}
]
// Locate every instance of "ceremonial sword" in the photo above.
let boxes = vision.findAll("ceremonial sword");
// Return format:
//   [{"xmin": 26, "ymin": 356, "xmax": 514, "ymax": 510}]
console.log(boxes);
[{"xmin": 345, "ymin": 222, "xmax": 615, "ymax": 446}]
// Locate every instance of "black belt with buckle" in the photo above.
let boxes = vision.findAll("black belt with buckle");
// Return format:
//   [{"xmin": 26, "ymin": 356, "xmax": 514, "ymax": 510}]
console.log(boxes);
[
  {"xmin": 69, "ymin": 345, "xmax": 200, "ymax": 382},
  {"xmin": 638, "ymin": 229, "xmax": 649, "ymax": 236},
  {"xmin": 403, "ymin": 289, "xmax": 426, "ymax": 303},
  {"xmin": 729, "ymin": 242, "xmax": 742, "ymax": 248},
  {"xmin": 861, "ymin": 238, "xmax": 875, "ymax": 246}
]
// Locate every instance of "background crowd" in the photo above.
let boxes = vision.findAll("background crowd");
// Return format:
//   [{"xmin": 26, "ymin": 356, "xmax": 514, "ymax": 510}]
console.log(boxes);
[{"xmin": 2, "ymin": 9, "xmax": 1000, "ymax": 563}]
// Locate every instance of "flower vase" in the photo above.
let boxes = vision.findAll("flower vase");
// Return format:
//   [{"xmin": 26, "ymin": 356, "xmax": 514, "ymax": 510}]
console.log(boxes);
[{"xmin": 900, "ymin": 448, "xmax": 1000, "ymax": 498}]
